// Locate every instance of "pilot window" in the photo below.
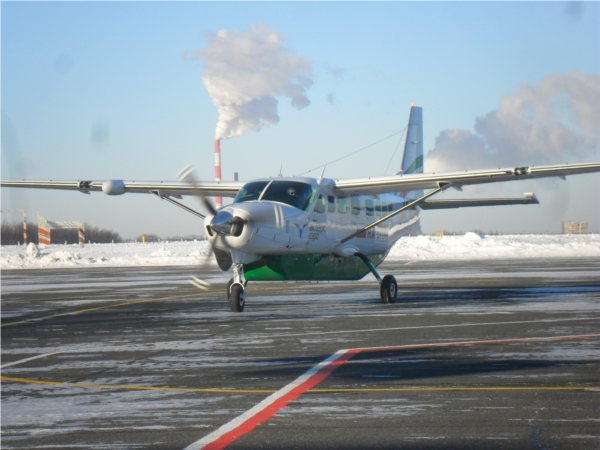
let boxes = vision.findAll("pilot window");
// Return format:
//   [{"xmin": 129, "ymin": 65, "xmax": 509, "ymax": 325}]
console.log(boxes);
[
  {"xmin": 314, "ymin": 194, "xmax": 326, "ymax": 213},
  {"xmin": 328, "ymin": 196, "xmax": 336, "ymax": 213},
  {"xmin": 259, "ymin": 181, "xmax": 316, "ymax": 210},
  {"xmin": 233, "ymin": 181, "xmax": 270, "ymax": 203},
  {"xmin": 338, "ymin": 197, "xmax": 347, "ymax": 214},
  {"xmin": 351, "ymin": 196, "xmax": 360, "ymax": 216}
]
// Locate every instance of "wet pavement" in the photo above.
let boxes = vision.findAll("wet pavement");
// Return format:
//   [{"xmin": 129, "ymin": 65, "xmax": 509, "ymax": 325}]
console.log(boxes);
[{"xmin": 2, "ymin": 257, "xmax": 599, "ymax": 449}]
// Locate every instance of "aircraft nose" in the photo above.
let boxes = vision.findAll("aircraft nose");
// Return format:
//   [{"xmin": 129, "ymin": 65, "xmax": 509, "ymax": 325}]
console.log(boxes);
[{"xmin": 209, "ymin": 210, "xmax": 246, "ymax": 236}]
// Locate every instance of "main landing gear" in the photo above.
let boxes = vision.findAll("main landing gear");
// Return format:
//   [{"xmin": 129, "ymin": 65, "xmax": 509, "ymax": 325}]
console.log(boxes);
[
  {"xmin": 355, "ymin": 253, "xmax": 398, "ymax": 304},
  {"xmin": 227, "ymin": 263, "xmax": 247, "ymax": 312}
]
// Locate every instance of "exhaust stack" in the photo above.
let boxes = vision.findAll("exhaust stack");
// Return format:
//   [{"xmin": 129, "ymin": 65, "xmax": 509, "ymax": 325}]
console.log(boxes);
[{"xmin": 214, "ymin": 139, "xmax": 222, "ymax": 208}]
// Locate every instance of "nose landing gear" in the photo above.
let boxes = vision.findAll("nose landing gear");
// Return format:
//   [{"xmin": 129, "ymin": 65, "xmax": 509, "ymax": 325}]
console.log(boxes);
[{"xmin": 227, "ymin": 264, "xmax": 247, "ymax": 312}]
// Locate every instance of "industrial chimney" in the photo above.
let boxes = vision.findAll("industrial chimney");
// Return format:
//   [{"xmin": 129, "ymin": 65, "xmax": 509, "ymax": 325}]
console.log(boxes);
[{"xmin": 214, "ymin": 139, "xmax": 222, "ymax": 208}]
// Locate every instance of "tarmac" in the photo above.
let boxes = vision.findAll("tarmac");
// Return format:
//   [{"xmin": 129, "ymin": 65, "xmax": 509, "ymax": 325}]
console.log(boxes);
[{"xmin": 2, "ymin": 257, "xmax": 599, "ymax": 449}]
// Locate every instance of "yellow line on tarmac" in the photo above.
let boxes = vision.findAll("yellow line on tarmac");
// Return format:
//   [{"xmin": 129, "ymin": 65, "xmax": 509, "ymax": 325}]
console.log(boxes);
[
  {"xmin": 2, "ymin": 375, "xmax": 597, "ymax": 394},
  {"xmin": 0, "ymin": 376, "xmax": 276, "ymax": 394},
  {"xmin": 1, "ymin": 284, "xmax": 293, "ymax": 329},
  {"xmin": 0, "ymin": 292, "xmax": 203, "ymax": 328}
]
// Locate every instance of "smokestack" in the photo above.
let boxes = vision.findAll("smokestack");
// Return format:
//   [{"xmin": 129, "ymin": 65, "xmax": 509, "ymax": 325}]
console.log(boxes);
[{"xmin": 214, "ymin": 140, "xmax": 222, "ymax": 208}]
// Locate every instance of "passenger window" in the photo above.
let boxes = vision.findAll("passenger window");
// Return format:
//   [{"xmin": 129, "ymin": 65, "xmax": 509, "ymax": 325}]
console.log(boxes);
[
  {"xmin": 351, "ymin": 196, "xmax": 360, "ymax": 216},
  {"xmin": 328, "ymin": 196, "xmax": 336, "ymax": 213},
  {"xmin": 366, "ymin": 199, "xmax": 374, "ymax": 216},
  {"xmin": 338, "ymin": 197, "xmax": 347, "ymax": 214},
  {"xmin": 375, "ymin": 200, "xmax": 381, "ymax": 218},
  {"xmin": 314, "ymin": 194, "xmax": 326, "ymax": 213}
]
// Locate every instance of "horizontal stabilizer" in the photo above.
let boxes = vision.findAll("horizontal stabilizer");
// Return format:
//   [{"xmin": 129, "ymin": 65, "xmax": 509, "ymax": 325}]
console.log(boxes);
[{"xmin": 419, "ymin": 193, "xmax": 539, "ymax": 210}]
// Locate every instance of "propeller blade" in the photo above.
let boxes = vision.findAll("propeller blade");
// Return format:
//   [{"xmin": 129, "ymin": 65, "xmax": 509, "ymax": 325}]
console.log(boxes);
[
  {"xmin": 190, "ymin": 275, "xmax": 211, "ymax": 291},
  {"xmin": 177, "ymin": 164, "xmax": 217, "ymax": 216}
]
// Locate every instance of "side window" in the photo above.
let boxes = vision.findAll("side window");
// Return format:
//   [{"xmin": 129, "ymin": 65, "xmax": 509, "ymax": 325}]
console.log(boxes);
[
  {"xmin": 338, "ymin": 197, "xmax": 347, "ymax": 214},
  {"xmin": 351, "ymin": 196, "xmax": 360, "ymax": 216},
  {"xmin": 328, "ymin": 196, "xmax": 336, "ymax": 213},
  {"xmin": 314, "ymin": 194, "xmax": 326, "ymax": 213},
  {"xmin": 375, "ymin": 199, "xmax": 381, "ymax": 218},
  {"xmin": 366, "ymin": 199, "xmax": 374, "ymax": 216}
]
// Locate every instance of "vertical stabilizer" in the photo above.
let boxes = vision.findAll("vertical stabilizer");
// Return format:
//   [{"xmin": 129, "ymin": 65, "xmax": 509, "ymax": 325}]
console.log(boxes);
[{"xmin": 400, "ymin": 106, "xmax": 423, "ymax": 200}]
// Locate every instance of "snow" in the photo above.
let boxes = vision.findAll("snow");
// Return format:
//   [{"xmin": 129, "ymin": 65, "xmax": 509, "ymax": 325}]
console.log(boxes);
[{"xmin": 1, "ymin": 234, "xmax": 598, "ymax": 269}]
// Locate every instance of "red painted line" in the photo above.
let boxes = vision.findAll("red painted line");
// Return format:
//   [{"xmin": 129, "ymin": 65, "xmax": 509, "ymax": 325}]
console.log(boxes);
[
  {"xmin": 354, "ymin": 334, "xmax": 600, "ymax": 353},
  {"xmin": 202, "ymin": 350, "xmax": 359, "ymax": 450},
  {"xmin": 185, "ymin": 333, "xmax": 600, "ymax": 450}
]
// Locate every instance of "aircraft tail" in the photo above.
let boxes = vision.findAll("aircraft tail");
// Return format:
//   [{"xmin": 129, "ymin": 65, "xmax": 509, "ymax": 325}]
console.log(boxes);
[{"xmin": 400, "ymin": 105, "xmax": 424, "ymax": 199}]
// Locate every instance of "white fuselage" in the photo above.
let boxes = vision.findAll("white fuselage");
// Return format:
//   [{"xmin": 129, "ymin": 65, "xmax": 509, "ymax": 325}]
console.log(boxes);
[{"xmin": 205, "ymin": 177, "xmax": 420, "ymax": 265}]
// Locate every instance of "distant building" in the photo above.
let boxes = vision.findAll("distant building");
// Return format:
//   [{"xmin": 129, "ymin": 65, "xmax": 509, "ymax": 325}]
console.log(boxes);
[{"xmin": 562, "ymin": 221, "xmax": 588, "ymax": 234}]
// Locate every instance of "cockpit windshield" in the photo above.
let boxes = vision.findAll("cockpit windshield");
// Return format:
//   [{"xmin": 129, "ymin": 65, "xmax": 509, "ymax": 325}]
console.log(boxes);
[
  {"xmin": 234, "ymin": 180, "xmax": 316, "ymax": 211},
  {"xmin": 233, "ymin": 181, "xmax": 270, "ymax": 204},
  {"xmin": 261, "ymin": 181, "xmax": 316, "ymax": 210}
]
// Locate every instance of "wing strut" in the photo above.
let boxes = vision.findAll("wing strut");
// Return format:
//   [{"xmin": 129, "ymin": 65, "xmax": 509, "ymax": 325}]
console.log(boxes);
[
  {"xmin": 339, "ymin": 183, "xmax": 449, "ymax": 244},
  {"xmin": 151, "ymin": 191, "xmax": 205, "ymax": 219}
]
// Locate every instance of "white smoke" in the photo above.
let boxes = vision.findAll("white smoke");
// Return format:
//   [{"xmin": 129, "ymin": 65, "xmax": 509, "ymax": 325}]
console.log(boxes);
[
  {"xmin": 426, "ymin": 72, "xmax": 600, "ymax": 172},
  {"xmin": 190, "ymin": 24, "xmax": 313, "ymax": 140}
]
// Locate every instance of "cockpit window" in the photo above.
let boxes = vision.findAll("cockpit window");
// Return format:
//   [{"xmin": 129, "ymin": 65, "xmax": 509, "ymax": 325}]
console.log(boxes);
[
  {"xmin": 261, "ymin": 181, "xmax": 316, "ymax": 210},
  {"xmin": 234, "ymin": 181, "xmax": 270, "ymax": 204}
]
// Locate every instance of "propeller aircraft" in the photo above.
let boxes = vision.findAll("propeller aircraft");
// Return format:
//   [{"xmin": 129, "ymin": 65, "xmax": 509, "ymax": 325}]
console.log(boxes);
[{"xmin": 3, "ymin": 106, "xmax": 599, "ymax": 312}]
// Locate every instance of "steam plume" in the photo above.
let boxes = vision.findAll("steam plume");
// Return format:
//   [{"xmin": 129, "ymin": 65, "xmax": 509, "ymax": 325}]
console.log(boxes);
[
  {"xmin": 426, "ymin": 72, "xmax": 600, "ymax": 172},
  {"xmin": 190, "ymin": 24, "xmax": 313, "ymax": 140}
]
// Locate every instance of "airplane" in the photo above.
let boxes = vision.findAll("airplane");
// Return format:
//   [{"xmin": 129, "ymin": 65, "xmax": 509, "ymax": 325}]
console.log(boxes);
[{"xmin": 2, "ymin": 106, "xmax": 599, "ymax": 312}]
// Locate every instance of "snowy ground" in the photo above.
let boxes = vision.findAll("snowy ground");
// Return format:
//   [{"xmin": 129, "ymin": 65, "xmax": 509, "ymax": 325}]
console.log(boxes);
[{"xmin": 1, "ymin": 233, "xmax": 598, "ymax": 269}]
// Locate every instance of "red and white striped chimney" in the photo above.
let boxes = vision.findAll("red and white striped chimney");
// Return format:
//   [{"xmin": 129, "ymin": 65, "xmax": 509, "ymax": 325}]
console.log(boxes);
[{"xmin": 214, "ymin": 139, "xmax": 222, "ymax": 208}]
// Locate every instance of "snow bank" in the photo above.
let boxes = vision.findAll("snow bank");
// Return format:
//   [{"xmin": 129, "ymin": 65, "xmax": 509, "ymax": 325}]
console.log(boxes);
[
  {"xmin": 388, "ymin": 233, "xmax": 600, "ymax": 260},
  {"xmin": 1, "ymin": 241, "xmax": 213, "ymax": 269},
  {"xmin": 1, "ymin": 234, "xmax": 598, "ymax": 269}
]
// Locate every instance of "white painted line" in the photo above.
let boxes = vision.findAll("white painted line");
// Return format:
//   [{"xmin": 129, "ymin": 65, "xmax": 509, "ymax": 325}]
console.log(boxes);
[
  {"xmin": 263, "ymin": 317, "xmax": 599, "ymax": 339},
  {"xmin": 183, "ymin": 349, "xmax": 356, "ymax": 450},
  {"xmin": 1, "ymin": 352, "xmax": 63, "ymax": 369}
]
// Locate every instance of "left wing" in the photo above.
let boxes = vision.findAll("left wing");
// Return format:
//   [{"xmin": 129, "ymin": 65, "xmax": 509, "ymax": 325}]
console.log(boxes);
[
  {"xmin": 0, "ymin": 179, "xmax": 244, "ymax": 198},
  {"xmin": 333, "ymin": 162, "xmax": 600, "ymax": 195}
]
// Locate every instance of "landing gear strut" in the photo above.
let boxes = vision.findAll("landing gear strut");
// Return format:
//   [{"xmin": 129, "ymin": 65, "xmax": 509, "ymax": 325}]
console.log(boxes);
[
  {"xmin": 228, "ymin": 264, "xmax": 247, "ymax": 312},
  {"xmin": 355, "ymin": 252, "xmax": 397, "ymax": 304}
]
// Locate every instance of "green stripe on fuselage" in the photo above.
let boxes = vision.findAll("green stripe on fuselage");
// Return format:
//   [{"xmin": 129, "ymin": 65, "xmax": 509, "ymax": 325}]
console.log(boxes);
[{"xmin": 244, "ymin": 253, "xmax": 388, "ymax": 281}]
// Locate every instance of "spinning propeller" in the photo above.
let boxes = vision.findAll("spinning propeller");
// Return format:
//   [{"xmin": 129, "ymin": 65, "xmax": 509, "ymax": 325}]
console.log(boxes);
[{"xmin": 177, "ymin": 165, "xmax": 240, "ymax": 290}]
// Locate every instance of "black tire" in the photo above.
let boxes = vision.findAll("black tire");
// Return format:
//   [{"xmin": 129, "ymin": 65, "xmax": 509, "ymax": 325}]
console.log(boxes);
[
  {"xmin": 226, "ymin": 278, "xmax": 234, "ymax": 301},
  {"xmin": 380, "ymin": 275, "xmax": 397, "ymax": 304},
  {"xmin": 229, "ymin": 283, "xmax": 245, "ymax": 312}
]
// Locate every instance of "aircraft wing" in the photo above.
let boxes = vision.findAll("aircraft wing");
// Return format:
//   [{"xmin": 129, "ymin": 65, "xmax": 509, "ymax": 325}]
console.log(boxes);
[
  {"xmin": 332, "ymin": 162, "xmax": 600, "ymax": 196},
  {"xmin": 0, "ymin": 179, "xmax": 245, "ymax": 198}
]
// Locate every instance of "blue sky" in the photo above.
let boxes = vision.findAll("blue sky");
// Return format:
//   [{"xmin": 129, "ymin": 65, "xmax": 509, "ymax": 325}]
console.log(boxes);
[{"xmin": 2, "ymin": 1, "xmax": 599, "ymax": 238}]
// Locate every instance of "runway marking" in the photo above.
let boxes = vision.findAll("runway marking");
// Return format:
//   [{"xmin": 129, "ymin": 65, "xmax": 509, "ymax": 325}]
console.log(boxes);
[
  {"xmin": 0, "ymin": 293, "xmax": 202, "ymax": 328},
  {"xmin": 264, "ymin": 317, "xmax": 599, "ymax": 338},
  {"xmin": 2, "ymin": 375, "xmax": 597, "ymax": 394},
  {"xmin": 0, "ymin": 376, "xmax": 276, "ymax": 394},
  {"xmin": 0, "ymin": 285, "xmax": 287, "ymax": 329},
  {"xmin": 183, "ymin": 349, "xmax": 360, "ymax": 450},
  {"xmin": 186, "ymin": 333, "xmax": 600, "ymax": 450},
  {"xmin": 352, "ymin": 333, "xmax": 600, "ymax": 352},
  {"xmin": 0, "ymin": 352, "xmax": 63, "ymax": 369}
]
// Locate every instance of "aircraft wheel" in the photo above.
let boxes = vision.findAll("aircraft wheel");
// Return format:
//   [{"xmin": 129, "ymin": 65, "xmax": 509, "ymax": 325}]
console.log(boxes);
[
  {"xmin": 380, "ymin": 275, "xmax": 397, "ymax": 304},
  {"xmin": 229, "ymin": 283, "xmax": 245, "ymax": 312}
]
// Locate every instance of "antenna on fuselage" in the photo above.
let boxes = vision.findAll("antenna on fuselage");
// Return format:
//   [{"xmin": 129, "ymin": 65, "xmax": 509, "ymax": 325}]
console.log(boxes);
[
  {"xmin": 278, "ymin": 165, "xmax": 283, "ymax": 177},
  {"xmin": 319, "ymin": 164, "xmax": 327, "ymax": 179}
]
